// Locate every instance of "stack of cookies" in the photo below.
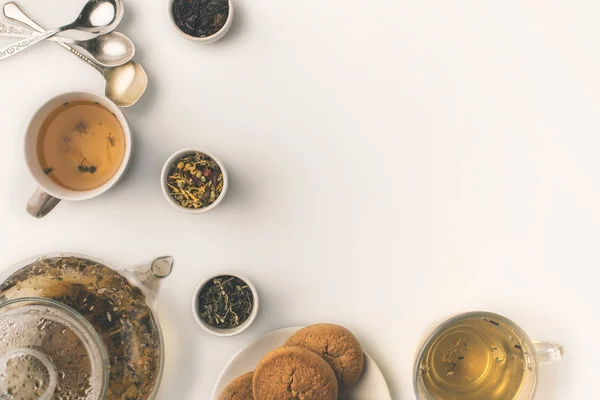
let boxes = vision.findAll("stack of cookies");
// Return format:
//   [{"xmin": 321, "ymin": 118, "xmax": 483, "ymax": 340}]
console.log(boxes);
[{"xmin": 218, "ymin": 323, "xmax": 364, "ymax": 400}]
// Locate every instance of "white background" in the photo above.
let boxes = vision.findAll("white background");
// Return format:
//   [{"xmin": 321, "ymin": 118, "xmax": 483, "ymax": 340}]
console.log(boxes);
[{"xmin": 1, "ymin": 1, "xmax": 598, "ymax": 398}]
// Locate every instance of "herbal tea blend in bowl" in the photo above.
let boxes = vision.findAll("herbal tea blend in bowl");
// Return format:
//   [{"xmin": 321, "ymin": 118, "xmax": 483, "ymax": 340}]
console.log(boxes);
[
  {"xmin": 192, "ymin": 274, "xmax": 259, "ymax": 337},
  {"xmin": 161, "ymin": 149, "xmax": 228, "ymax": 213},
  {"xmin": 169, "ymin": 0, "xmax": 234, "ymax": 43}
]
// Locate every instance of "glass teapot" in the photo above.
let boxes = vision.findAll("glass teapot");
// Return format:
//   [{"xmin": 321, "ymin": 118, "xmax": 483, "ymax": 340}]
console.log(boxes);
[{"xmin": 0, "ymin": 253, "xmax": 174, "ymax": 400}]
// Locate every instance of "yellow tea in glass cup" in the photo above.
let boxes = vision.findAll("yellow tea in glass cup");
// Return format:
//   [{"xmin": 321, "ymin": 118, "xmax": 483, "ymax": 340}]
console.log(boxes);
[{"xmin": 413, "ymin": 312, "xmax": 562, "ymax": 400}]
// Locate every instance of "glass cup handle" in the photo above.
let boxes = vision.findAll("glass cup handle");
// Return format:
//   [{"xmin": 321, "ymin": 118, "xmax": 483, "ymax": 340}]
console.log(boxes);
[
  {"xmin": 26, "ymin": 188, "xmax": 61, "ymax": 218},
  {"xmin": 533, "ymin": 341, "xmax": 563, "ymax": 365}
]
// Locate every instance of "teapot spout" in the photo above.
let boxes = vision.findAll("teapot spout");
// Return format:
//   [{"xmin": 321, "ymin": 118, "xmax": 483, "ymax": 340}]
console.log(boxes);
[{"xmin": 135, "ymin": 256, "xmax": 173, "ymax": 296}]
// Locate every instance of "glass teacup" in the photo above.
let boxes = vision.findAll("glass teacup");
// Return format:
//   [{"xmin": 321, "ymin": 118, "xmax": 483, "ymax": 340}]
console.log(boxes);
[{"xmin": 413, "ymin": 311, "xmax": 562, "ymax": 400}]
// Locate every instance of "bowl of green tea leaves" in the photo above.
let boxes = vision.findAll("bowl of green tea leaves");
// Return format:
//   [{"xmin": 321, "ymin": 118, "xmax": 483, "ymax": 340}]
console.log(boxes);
[
  {"xmin": 161, "ymin": 149, "xmax": 228, "ymax": 213},
  {"xmin": 192, "ymin": 274, "xmax": 258, "ymax": 336}
]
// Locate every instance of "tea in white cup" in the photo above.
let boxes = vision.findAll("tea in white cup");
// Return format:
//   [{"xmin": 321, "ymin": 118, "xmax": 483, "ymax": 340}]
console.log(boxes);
[{"xmin": 24, "ymin": 92, "xmax": 132, "ymax": 218}]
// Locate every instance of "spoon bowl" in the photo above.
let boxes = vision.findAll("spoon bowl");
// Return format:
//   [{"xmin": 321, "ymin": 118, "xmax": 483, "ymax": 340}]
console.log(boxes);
[
  {"xmin": 74, "ymin": 0, "xmax": 124, "ymax": 34},
  {"xmin": 104, "ymin": 61, "xmax": 148, "ymax": 107},
  {"xmin": 54, "ymin": 31, "xmax": 135, "ymax": 67},
  {"xmin": 92, "ymin": 32, "xmax": 134, "ymax": 66}
]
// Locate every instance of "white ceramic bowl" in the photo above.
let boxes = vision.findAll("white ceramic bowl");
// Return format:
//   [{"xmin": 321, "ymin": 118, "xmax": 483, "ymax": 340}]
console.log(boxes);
[
  {"xmin": 168, "ymin": 0, "xmax": 234, "ymax": 43},
  {"xmin": 192, "ymin": 274, "xmax": 259, "ymax": 337},
  {"xmin": 161, "ymin": 148, "xmax": 228, "ymax": 214}
]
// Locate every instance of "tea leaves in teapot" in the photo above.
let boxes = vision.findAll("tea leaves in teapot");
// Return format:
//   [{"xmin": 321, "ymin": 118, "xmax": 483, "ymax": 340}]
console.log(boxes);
[{"xmin": 0, "ymin": 256, "xmax": 162, "ymax": 400}]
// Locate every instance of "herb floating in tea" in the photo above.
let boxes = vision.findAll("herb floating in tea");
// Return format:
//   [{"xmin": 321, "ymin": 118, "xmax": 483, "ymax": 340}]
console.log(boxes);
[
  {"xmin": 172, "ymin": 0, "xmax": 229, "ymax": 38},
  {"xmin": 167, "ymin": 152, "xmax": 224, "ymax": 209},
  {"xmin": 197, "ymin": 275, "xmax": 253, "ymax": 329},
  {"xmin": 75, "ymin": 119, "xmax": 89, "ymax": 134},
  {"xmin": 107, "ymin": 132, "xmax": 116, "ymax": 147},
  {"xmin": 77, "ymin": 157, "xmax": 97, "ymax": 174}
]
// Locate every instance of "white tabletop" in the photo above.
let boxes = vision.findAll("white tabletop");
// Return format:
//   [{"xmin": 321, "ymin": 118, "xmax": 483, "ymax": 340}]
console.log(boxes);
[{"xmin": 1, "ymin": 0, "xmax": 598, "ymax": 398}]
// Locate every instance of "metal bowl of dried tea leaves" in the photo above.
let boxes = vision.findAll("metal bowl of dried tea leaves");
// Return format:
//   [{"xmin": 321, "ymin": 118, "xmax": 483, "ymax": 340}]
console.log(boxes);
[{"xmin": 161, "ymin": 148, "xmax": 228, "ymax": 214}]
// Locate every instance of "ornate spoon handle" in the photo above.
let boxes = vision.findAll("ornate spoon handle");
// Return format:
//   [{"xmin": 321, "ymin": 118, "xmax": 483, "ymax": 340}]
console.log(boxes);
[
  {"xmin": 0, "ymin": 21, "xmax": 33, "ymax": 36},
  {"xmin": 0, "ymin": 28, "xmax": 58, "ymax": 61},
  {"xmin": 1, "ymin": 21, "xmax": 84, "ymax": 45}
]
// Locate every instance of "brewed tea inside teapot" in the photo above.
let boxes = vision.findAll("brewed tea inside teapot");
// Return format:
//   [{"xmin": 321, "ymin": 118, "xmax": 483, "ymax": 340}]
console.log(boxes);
[{"xmin": 0, "ymin": 254, "xmax": 173, "ymax": 400}]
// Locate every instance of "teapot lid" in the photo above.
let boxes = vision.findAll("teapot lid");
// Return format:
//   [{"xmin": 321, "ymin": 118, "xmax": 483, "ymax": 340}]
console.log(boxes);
[{"xmin": 0, "ymin": 298, "xmax": 108, "ymax": 400}]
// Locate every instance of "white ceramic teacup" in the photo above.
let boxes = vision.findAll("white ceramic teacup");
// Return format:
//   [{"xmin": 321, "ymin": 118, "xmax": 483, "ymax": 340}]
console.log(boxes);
[{"xmin": 24, "ymin": 91, "xmax": 132, "ymax": 218}]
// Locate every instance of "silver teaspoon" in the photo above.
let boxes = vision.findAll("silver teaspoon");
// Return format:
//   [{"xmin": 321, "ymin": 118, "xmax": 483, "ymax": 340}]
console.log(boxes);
[
  {"xmin": 59, "ymin": 31, "xmax": 135, "ymax": 67},
  {"xmin": 0, "ymin": 0, "xmax": 124, "ymax": 61},
  {"xmin": 5, "ymin": 3, "xmax": 147, "ymax": 107},
  {"xmin": 0, "ymin": 22, "xmax": 135, "ymax": 67}
]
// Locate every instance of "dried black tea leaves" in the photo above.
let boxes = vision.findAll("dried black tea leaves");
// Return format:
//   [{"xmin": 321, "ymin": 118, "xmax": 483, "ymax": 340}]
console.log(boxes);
[
  {"xmin": 197, "ymin": 276, "xmax": 253, "ymax": 329},
  {"xmin": 172, "ymin": 0, "xmax": 229, "ymax": 38},
  {"xmin": 166, "ymin": 152, "xmax": 224, "ymax": 209}
]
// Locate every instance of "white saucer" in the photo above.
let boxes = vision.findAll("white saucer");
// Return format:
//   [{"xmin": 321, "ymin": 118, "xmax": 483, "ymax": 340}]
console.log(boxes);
[{"xmin": 212, "ymin": 327, "xmax": 392, "ymax": 400}]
